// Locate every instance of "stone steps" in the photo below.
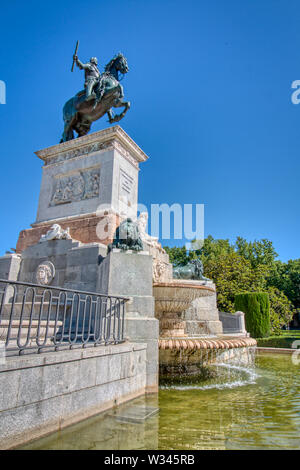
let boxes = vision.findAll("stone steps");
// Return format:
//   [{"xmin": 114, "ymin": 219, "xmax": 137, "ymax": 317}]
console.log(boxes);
[
  {"xmin": 0, "ymin": 319, "xmax": 63, "ymax": 348},
  {"xmin": 1, "ymin": 302, "xmax": 69, "ymax": 320}
]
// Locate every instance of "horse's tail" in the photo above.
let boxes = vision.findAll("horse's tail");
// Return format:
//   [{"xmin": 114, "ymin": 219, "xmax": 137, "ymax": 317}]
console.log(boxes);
[{"xmin": 60, "ymin": 96, "xmax": 78, "ymax": 142}]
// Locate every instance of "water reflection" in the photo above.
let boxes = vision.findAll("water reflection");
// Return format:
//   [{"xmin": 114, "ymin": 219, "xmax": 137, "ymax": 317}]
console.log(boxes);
[
  {"xmin": 21, "ymin": 354, "xmax": 300, "ymax": 450},
  {"xmin": 22, "ymin": 395, "xmax": 159, "ymax": 450}
]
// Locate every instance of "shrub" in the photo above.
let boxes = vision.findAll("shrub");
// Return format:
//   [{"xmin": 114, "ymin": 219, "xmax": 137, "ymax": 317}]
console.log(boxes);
[{"xmin": 235, "ymin": 292, "xmax": 270, "ymax": 338}]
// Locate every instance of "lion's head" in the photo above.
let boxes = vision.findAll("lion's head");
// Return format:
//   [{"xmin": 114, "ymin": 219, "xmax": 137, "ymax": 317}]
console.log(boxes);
[{"xmin": 108, "ymin": 218, "xmax": 144, "ymax": 253}]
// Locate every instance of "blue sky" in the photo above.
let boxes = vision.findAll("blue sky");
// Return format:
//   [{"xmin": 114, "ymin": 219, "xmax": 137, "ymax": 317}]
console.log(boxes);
[{"xmin": 0, "ymin": 0, "xmax": 299, "ymax": 261}]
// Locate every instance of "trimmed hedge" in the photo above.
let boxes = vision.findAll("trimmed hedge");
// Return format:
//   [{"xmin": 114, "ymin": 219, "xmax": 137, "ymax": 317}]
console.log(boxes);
[{"xmin": 235, "ymin": 292, "xmax": 270, "ymax": 338}]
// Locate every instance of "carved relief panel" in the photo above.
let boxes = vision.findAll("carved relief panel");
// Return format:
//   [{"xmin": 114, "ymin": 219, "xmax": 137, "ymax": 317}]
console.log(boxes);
[{"xmin": 50, "ymin": 167, "xmax": 100, "ymax": 206}]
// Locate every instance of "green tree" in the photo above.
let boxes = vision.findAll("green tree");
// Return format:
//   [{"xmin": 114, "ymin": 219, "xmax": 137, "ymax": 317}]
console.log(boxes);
[
  {"xmin": 197, "ymin": 235, "xmax": 234, "ymax": 261},
  {"xmin": 235, "ymin": 237, "xmax": 278, "ymax": 268},
  {"xmin": 164, "ymin": 235, "xmax": 295, "ymax": 335},
  {"xmin": 268, "ymin": 259, "xmax": 300, "ymax": 309},
  {"xmin": 164, "ymin": 236, "xmax": 235, "ymax": 266},
  {"xmin": 163, "ymin": 246, "xmax": 190, "ymax": 266},
  {"xmin": 265, "ymin": 286, "xmax": 294, "ymax": 334},
  {"xmin": 204, "ymin": 251, "xmax": 268, "ymax": 313}
]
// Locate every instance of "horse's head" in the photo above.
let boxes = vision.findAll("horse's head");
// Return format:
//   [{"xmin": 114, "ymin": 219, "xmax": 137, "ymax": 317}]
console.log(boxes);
[
  {"xmin": 115, "ymin": 53, "xmax": 129, "ymax": 74},
  {"xmin": 105, "ymin": 53, "xmax": 129, "ymax": 76}
]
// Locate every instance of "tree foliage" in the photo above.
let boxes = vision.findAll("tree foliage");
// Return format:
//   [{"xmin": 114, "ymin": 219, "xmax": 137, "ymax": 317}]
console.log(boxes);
[
  {"xmin": 204, "ymin": 252, "xmax": 267, "ymax": 313},
  {"xmin": 235, "ymin": 237, "xmax": 278, "ymax": 268},
  {"xmin": 164, "ymin": 235, "xmax": 297, "ymax": 335},
  {"xmin": 267, "ymin": 259, "xmax": 300, "ymax": 309},
  {"xmin": 164, "ymin": 246, "xmax": 190, "ymax": 267},
  {"xmin": 266, "ymin": 286, "xmax": 294, "ymax": 335}
]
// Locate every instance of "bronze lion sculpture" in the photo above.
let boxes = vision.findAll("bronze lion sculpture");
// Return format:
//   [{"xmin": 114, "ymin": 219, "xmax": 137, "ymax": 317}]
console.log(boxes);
[
  {"xmin": 107, "ymin": 218, "xmax": 144, "ymax": 253},
  {"xmin": 173, "ymin": 259, "xmax": 210, "ymax": 281}
]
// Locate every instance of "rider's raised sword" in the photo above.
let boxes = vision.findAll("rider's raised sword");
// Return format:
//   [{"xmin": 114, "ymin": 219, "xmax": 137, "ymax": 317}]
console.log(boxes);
[{"xmin": 71, "ymin": 40, "xmax": 79, "ymax": 72}]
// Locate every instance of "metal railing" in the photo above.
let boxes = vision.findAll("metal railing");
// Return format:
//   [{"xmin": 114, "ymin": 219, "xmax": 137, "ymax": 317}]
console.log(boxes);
[{"xmin": 0, "ymin": 279, "xmax": 129, "ymax": 356}]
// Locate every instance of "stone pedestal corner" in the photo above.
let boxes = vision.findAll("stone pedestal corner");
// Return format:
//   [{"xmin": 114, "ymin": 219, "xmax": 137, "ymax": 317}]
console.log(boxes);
[{"xmin": 97, "ymin": 250, "xmax": 159, "ymax": 392}]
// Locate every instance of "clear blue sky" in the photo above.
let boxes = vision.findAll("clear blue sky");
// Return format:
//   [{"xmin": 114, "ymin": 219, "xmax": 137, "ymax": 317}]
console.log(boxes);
[{"xmin": 0, "ymin": 0, "xmax": 299, "ymax": 261}]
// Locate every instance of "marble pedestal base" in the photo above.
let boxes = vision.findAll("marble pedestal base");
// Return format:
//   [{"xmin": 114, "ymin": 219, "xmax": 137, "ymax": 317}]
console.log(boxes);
[{"xmin": 97, "ymin": 250, "xmax": 159, "ymax": 392}]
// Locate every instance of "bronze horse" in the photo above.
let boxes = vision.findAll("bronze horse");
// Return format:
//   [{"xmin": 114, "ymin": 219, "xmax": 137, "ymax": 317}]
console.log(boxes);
[{"xmin": 61, "ymin": 53, "xmax": 130, "ymax": 142}]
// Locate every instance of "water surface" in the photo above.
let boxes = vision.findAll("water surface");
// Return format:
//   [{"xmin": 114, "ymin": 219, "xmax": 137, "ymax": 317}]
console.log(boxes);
[{"xmin": 21, "ymin": 354, "xmax": 300, "ymax": 450}]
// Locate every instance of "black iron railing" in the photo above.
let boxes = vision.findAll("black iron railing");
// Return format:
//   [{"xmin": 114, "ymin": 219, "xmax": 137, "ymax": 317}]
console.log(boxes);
[{"xmin": 0, "ymin": 279, "xmax": 129, "ymax": 356}]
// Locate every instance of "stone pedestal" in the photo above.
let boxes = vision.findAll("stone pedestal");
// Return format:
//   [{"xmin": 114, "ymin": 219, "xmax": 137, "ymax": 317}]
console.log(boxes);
[
  {"xmin": 219, "ymin": 311, "xmax": 247, "ymax": 335},
  {"xmin": 0, "ymin": 254, "xmax": 22, "ymax": 303},
  {"xmin": 97, "ymin": 250, "xmax": 159, "ymax": 393},
  {"xmin": 183, "ymin": 284, "xmax": 223, "ymax": 336},
  {"xmin": 16, "ymin": 126, "xmax": 148, "ymax": 253},
  {"xmin": 0, "ymin": 254, "xmax": 21, "ymax": 281},
  {"xmin": 16, "ymin": 239, "xmax": 107, "ymax": 292}
]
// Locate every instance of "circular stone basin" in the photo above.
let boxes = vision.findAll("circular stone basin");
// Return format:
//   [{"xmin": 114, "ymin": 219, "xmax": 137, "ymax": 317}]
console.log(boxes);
[
  {"xmin": 158, "ymin": 336, "xmax": 257, "ymax": 377},
  {"xmin": 153, "ymin": 281, "xmax": 215, "ymax": 314},
  {"xmin": 158, "ymin": 336, "xmax": 257, "ymax": 350}
]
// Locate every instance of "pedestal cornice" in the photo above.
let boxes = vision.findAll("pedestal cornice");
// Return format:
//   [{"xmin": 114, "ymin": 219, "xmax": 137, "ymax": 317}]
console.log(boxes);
[{"xmin": 35, "ymin": 126, "xmax": 149, "ymax": 169}]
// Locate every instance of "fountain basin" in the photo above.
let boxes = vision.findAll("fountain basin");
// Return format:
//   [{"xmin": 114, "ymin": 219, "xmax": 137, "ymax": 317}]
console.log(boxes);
[
  {"xmin": 154, "ymin": 280, "xmax": 223, "ymax": 337},
  {"xmin": 159, "ymin": 336, "xmax": 257, "ymax": 350},
  {"xmin": 154, "ymin": 281, "xmax": 216, "ymax": 313},
  {"xmin": 159, "ymin": 336, "xmax": 257, "ymax": 377}
]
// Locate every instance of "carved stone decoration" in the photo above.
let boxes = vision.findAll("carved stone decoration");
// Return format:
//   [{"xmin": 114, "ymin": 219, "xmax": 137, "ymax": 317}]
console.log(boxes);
[
  {"xmin": 153, "ymin": 259, "xmax": 167, "ymax": 283},
  {"xmin": 158, "ymin": 336, "xmax": 257, "ymax": 351},
  {"xmin": 35, "ymin": 261, "xmax": 55, "ymax": 285},
  {"xmin": 50, "ymin": 168, "xmax": 100, "ymax": 206},
  {"xmin": 113, "ymin": 140, "xmax": 139, "ymax": 169},
  {"xmin": 36, "ymin": 127, "xmax": 148, "ymax": 168},
  {"xmin": 48, "ymin": 141, "xmax": 113, "ymax": 166},
  {"xmin": 138, "ymin": 212, "xmax": 160, "ymax": 249},
  {"xmin": 48, "ymin": 140, "xmax": 139, "ymax": 169},
  {"xmin": 39, "ymin": 224, "xmax": 71, "ymax": 242}
]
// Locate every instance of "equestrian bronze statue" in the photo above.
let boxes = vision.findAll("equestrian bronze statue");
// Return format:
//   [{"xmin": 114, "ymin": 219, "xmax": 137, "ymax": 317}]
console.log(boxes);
[{"xmin": 60, "ymin": 43, "xmax": 130, "ymax": 142}]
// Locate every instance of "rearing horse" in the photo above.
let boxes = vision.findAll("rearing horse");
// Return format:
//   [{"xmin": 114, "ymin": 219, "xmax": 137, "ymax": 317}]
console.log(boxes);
[{"xmin": 60, "ymin": 53, "xmax": 130, "ymax": 142}]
